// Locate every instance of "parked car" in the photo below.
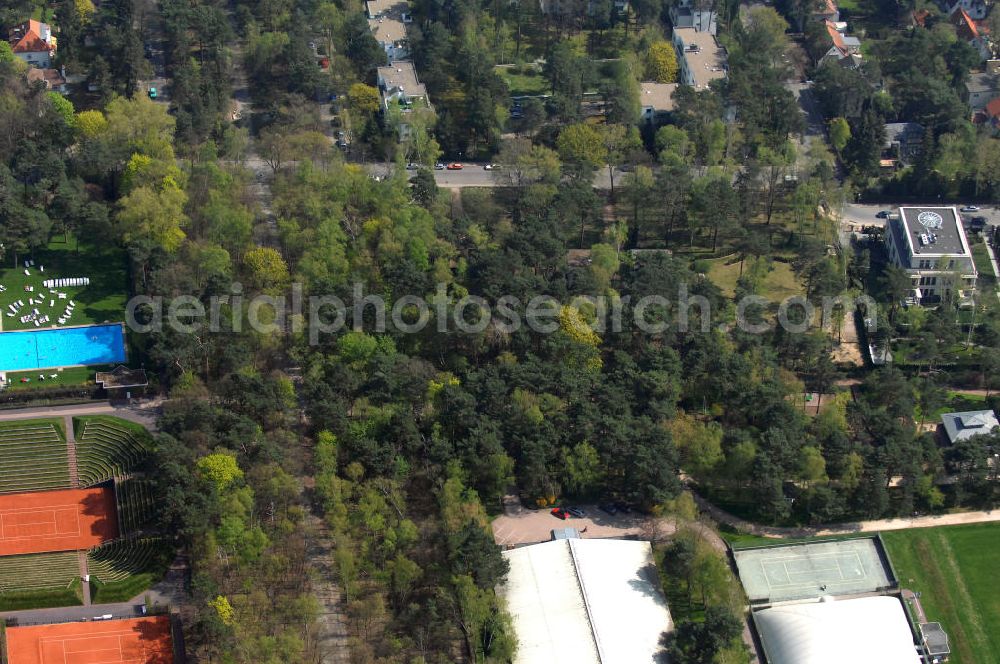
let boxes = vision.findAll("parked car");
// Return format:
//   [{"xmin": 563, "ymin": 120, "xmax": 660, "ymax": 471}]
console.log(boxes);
[
  {"xmin": 484, "ymin": 163, "xmax": 496, "ymax": 170},
  {"xmin": 961, "ymin": 205, "xmax": 980, "ymax": 212},
  {"xmin": 566, "ymin": 506, "xmax": 586, "ymax": 518},
  {"xmin": 406, "ymin": 162, "xmax": 419, "ymax": 170},
  {"xmin": 875, "ymin": 210, "xmax": 891, "ymax": 218},
  {"xmin": 969, "ymin": 216, "xmax": 988, "ymax": 231},
  {"xmin": 147, "ymin": 87, "xmax": 157, "ymax": 99},
  {"xmin": 599, "ymin": 503, "xmax": 619, "ymax": 515},
  {"xmin": 434, "ymin": 162, "xmax": 445, "ymax": 170},
  {"xmin": 447, "ymin": 162, "xmax": 464, "ymax": 170},
  {"xmin": 550, "ymin": 507, "xmax": 569, "ymax": 520}
]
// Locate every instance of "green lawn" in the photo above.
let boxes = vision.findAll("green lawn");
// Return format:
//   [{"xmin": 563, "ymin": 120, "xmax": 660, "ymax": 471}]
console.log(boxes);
[
  {"xmin": 496, "ymin": 66, "xmax": 550, "ymax": 97},
  {"xmin": 0, "ymin": 235, "xmax": 128, "ymax": 332},
  {"xmin": 971, "ymin": 240, "xmax": 996, "ymax": 287},
  {"xmin": 882, "ymin": 523, "xmax": 1000, "ymax": 664}
]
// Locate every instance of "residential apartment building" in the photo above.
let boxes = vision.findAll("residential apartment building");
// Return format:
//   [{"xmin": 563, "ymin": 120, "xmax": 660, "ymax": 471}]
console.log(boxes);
[
  {"xmin": 376, "ymin": 62, "xmax": 432, "ymax": 139},
  {"xmin": 366, "ymin": 0, "xmax": 412, "ymax": 62},
  {"xmin": 672, "ymin": 27, "xmax": 727, "ymax": 90},
  {"xmin": 883, "ymin": 206, "xmax": 978, "ymax": 305}
]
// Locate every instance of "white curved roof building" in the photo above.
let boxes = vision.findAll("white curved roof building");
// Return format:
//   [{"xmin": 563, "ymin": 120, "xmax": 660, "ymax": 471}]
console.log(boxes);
[
  {"xmin": 500, "ymin": 538, "xmax": 672, "ymax": 664},
  {"xmin": 754, "ymin": 596, "xmax": 921, "ymax": 664}
]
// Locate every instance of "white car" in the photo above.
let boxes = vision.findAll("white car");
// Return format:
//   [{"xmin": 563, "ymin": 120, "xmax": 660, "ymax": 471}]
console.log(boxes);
[
  {"xmin": 960, "ymin": 205, "xmax": 980, "ymax": 212},
  {"xmin": 484, "ymin": 163, "xmax": 496, "ymax": 170}
]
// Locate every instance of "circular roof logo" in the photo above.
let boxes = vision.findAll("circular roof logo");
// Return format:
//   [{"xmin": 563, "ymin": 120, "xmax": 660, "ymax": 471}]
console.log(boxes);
[{"xmin": 917, "ymin": 211, "xmax": 943, "ymax": 229}]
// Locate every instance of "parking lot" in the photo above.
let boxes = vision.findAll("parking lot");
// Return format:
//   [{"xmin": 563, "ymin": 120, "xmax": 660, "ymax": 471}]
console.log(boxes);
[{"xmin": 491, "ymin": 502, "xmax": 669, "ymax": 548}]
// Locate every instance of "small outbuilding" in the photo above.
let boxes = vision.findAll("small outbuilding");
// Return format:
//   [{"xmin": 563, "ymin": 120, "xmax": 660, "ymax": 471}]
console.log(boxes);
[{"xmin": 919, "ymin": 622, "xmax": 950, "ymax": 662}]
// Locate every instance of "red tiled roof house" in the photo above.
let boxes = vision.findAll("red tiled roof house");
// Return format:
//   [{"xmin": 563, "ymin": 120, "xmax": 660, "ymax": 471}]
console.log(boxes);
[{"xmin": 8, "ymin": 19, "xmax": 56, "ymax": 68}]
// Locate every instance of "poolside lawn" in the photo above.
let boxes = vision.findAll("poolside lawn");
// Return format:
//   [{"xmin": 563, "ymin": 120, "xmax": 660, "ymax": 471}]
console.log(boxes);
[
  {"xmin": 882, "ymin": 523, "xmax": 1000, "ymax": 664},
  {"xmin": 3, "ymin": 365, "xmax": 112, "ymax": 391},
  {"xmin": 0, "ymin": 235, "xmax": 128, "ymax": 332}
]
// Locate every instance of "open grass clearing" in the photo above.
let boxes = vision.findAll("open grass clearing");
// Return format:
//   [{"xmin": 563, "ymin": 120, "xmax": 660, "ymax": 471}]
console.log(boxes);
[
  {"xmin": 881, "ymin": 522, "xmax": 1000, "ymax": 664},
  {"xmin": 705, "ymin": 256, "xmax": 803, "ymax": 301},
  {"xmin": 496, "ymin": 65, "xmax": 550, "ymax": 97}
]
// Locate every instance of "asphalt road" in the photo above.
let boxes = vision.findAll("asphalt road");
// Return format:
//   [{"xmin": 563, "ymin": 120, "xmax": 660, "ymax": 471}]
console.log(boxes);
[{"xmin": 367, "ymin": 162, "xmax": 620, "ymax": 189}]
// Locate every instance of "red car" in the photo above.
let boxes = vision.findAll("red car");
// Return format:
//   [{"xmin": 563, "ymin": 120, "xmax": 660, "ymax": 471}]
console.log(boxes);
[
  {"xmin": 447, "ymin": 162, "xmax": 464, "ymax": 170},
  {"xmin": 550, "ymin": 507, "xmax": 569, "ymax": 520}
]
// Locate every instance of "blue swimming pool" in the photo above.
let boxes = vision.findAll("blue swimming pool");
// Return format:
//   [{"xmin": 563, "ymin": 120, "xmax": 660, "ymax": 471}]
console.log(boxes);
[{"xmin": 0, "ymin": 324, "xmax": 126, "ymax": 371}]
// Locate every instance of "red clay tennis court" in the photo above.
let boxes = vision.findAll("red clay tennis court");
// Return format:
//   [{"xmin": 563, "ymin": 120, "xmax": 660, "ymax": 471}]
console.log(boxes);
[
  {"xmin": 5, "ymin": 617, "xmax": 173, "ymax": 664},
  {"xmin": 0, "ymin": 487, "xmax": 118, "ymax": 556}
]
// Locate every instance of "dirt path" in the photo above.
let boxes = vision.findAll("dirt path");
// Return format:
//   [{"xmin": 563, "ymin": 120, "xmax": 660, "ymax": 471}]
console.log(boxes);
[
  {"xmin": 304, "ymin": 513, "xmax": 351, "ymax": 664},
  {"xmin": 688, "ymin": 486, "xmax": 1000, "ymax": 538}
]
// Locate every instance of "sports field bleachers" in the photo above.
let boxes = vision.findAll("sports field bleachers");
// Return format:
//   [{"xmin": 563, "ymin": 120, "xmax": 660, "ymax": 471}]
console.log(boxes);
[
  {"xmin": 74, "ymin": 416, "xmax": 152, "ymax": 487},
  {"xmin": 0, "ymin": 419, "xmax": 70, "ymax": 493},
  {"xmin": 87, "ymin": 539, "xmax": 162, "ymax": 583},
  {"xmin": 113, "ymin": 477, "xmax": 156, "ymax": 536},
  {"xmin": 0, "ymin": 551, "xmax": 78, "ymax": 592}
]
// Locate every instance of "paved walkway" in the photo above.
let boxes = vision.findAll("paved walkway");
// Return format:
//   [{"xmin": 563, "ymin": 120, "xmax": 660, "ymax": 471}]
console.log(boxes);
[
  {"xmin": 0, "ymin": 399, "xmax": 162, "ymax": 431},
  {"xmin": 902, "ymin": 589, "xmax": 927, "ymax": 623},
  {"xmin": 78, "ymin": 551, "xmax": 91, "ymax": 606},
  {"xmin": 65, "ymin": 414, "xmax": 79, "ymax": 488},
  {"xmin": 0, "ymin": 601, "xmax": 141, "ymax": 625}
]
